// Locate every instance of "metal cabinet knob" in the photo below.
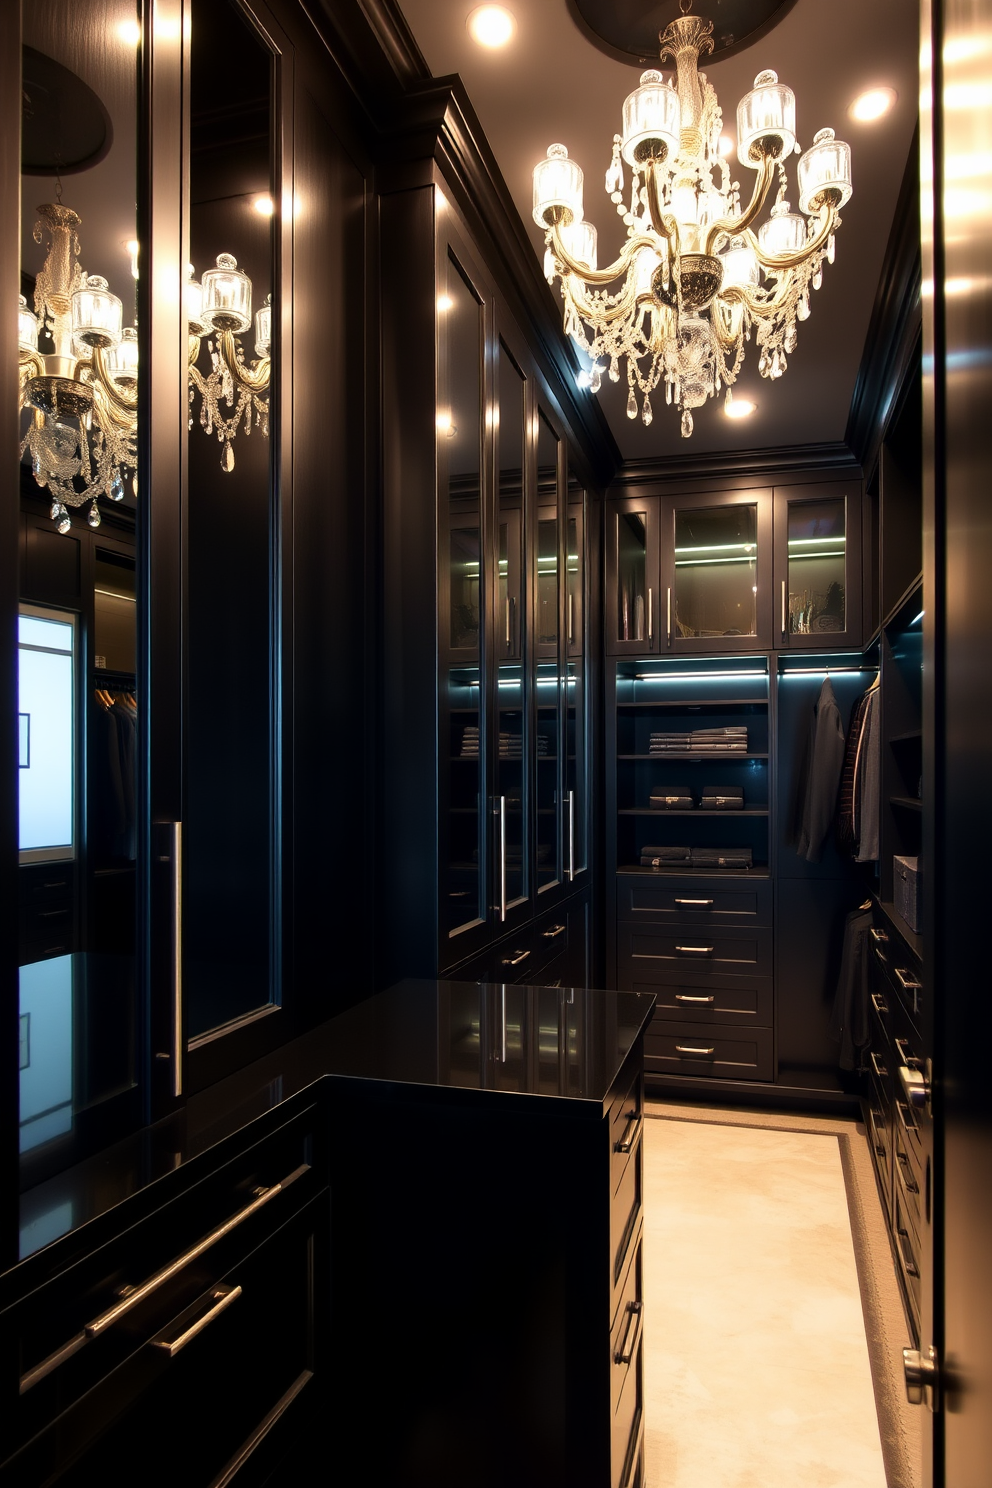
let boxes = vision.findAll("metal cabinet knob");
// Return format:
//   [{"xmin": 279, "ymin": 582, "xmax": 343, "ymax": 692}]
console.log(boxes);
[
  {"xmin": 898, "ymin": 1063, "xmax": 930, "ymax": 1110},
  {"xmin": 903, "ymin": 1346, "xmax": 939, "ymax": 1408}
]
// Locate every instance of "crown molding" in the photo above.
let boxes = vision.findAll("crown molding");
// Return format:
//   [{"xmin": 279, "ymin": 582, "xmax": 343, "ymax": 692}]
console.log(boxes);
[{"xmin": 609, "ymin": 441, "xmax": 861, "ymax": 493}]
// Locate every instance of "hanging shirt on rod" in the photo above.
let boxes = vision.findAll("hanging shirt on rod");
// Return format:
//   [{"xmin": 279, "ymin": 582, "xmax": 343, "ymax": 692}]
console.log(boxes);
[{"xmin": 796, "ymin": 677, "xmax": 846, "ymax": 862}]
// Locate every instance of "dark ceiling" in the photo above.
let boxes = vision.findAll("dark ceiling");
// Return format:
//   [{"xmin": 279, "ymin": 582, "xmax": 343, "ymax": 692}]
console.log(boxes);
[{"xmin": 396, "ymin": 0, "xmax": 919, "ymax": 461}]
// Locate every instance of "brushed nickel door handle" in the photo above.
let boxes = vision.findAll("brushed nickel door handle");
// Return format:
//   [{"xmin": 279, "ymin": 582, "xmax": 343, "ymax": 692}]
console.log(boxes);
[
  {"xmin": 675, "ymin": 993, "xmax": 714, "ymax": 1004},
  {"xmin": 615, "ymin": 1112, "xmax": 642, "ymax": 1154},
  {"xmin": 674, "ymin": 897, "xmax": 714, "ymax": 906},
  {"xmin": 502, "ymin": 948, "xmax": 530, "ymax": 966},
  {"xmin": 615, "ymin": 1301, "xmax": 643, "ymax": 1365},
  {"xmin": 675, "ymin": 1044, "xmax": 715, "ymax": 1056},
  {"xmin": 675, "ymin": 944, "xmax": 714, "ymax": 955}
]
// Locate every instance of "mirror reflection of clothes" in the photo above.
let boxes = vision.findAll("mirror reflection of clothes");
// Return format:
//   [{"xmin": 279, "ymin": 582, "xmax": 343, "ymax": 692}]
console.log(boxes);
[{"xmin": 92, "ymin": 691, "xmax": 137, "ymax": 861}]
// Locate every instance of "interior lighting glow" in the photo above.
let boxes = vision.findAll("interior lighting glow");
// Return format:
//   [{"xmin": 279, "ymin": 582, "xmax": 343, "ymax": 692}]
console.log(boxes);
[
  {"xmin": 849, "ymin": 87, "xmax": 897, "ymax": 122},
  {"xmin": 125, "ymin": 238, "xmax": 140, "ymax": 279},
  {"xmin": 788, "ymin": 535, "xmax": 847, "ymax": 544},
  {"xmin": 633, "ymin": 670, "xmax": 767, "ymax": 681},
  {"xmin": 436, "ymin": 412, "xmax": 457, "ymax": 437},
  {"xmin": 719, "ymin": 134, "xmax": 735, "ymax": 157},
  {"xmin": 253, "ymin": 195, "xmax": 275, "ymax": 216},
  {"xmin": 437, "ymin": 294, "xmax": 454, "ymax": 313},
  {"xmin": 467, "ymin": 5, "xmax": 515, "ymax": 48},
  {"xmin": 118, "ymin": 19, "xmax": 141, "ymax": 45},
  {"xmin": 725, "ymin": 398, "xmax": 757, "ymax": 420},
  {"xmin": 674, "ymin": 543, "xmax": 755, "ymax": 554}
]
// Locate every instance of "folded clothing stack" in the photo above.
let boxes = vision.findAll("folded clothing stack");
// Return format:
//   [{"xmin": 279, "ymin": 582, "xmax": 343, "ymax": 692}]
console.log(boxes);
[
  {"xmin": 648, "ymin": 726, "xmax": 748, "ymax": 754},
  {"xmin": 701, "ymin": 785, "xmax": 744, "ymax": 811},
  {"xmin": 461, "ymin": 727, "xmax": 548, "ymax": 758},
  {"xmin": 648, "ymin": 732, "xmax": 692, "ymax": 753},
  {"xmin": 461, "ymin": 725, "xmax": 480, "ymax": 757},
  {"xmin": 649, "ymin": 786, "xmax": 694, "ymax": 810}
]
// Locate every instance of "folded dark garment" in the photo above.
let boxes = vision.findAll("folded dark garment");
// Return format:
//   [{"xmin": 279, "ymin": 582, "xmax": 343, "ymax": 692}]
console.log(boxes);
[
  {"xmin": 640, "ymin": 844, "xmax": 691, "ymax": 861},
  {"xmin": 700, "ymin": 797, "xmax": 743, "ymax": 810},
  {"xmin": 690, "ymin": 727, "xmax": 748, "ymax": 737},
  {"xmin": 650, "ymin": 794, "xmax": 694, "ymax": 810}
]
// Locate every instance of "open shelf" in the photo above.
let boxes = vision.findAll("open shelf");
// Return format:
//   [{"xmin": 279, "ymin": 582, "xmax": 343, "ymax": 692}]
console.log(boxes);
[
  {"xmin": 618, "ymin": 864, "xmax": 771, "ymax": 878},
  {"xmin": 619, "ymin": 808, "xmax": 768, "ymax": 818},
  {"xmin": 616, "ymin": 698, "xmax": 767, "ymax": 709},
  {"xmin": 617, "ymin": 752, "xmax": 768, "ymax": 761}
]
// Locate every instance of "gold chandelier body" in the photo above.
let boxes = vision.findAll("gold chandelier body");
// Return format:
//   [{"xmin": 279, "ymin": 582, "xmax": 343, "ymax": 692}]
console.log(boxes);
[
  {"xmin": 18, "ymin": 202, "xmax": 271, "ymax": 532},
  {"xmin": 532, "ymin": 14, "xmax": 853, "ymax": 436}
]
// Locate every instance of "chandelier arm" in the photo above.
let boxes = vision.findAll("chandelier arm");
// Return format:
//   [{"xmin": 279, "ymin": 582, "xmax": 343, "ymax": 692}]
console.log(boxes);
[
  {"xmin": 566, "ymin": 276, "xmax": 642, "ymax": 327},
  {"xmin": 743, "ymin": 203, "xmax": 835, "ymax": 272},
  {"xmin": 90, "ymin": 380, "xmax": 138, "ymax": 433},
  {"xmin": 644, "ymin": 161, "xmax": 680, "ymax": 251},
  {"xmin": 19, "ymin": 349, "xmax": 46, "ymax": 382},
  {"xmin": 189, "ymin": 334, "xmax": 202, "ymax": 368},
  {"xmin": 711, "ymin": 296, "xmax": 745, "ymax": 352},
  {"xmin": 90, "ymin": 346, "xmax": 139, "ymax": 415},
  {"xmin": 721, "ymin": 280, "xmax": 792, "ymax": 322},
  {"xmin": 702, "ymin": 153, "xmax": 776, "ymax": 256},
  {"xmin": 550, "ymin": 221, "xmax": 658, "ymax": 286},
  {"xmin": 217, "ymin": 330, "xmax": 271, "ymax": 393}
]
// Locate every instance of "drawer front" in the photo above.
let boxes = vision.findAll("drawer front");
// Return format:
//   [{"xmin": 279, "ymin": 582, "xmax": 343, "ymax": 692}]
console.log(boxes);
[
  {"xmin": 632, "ymin": 974, "xmax": 772, "ymax": 1027},
  {"xmin": 8, "ymin": 1106, "xmax": 322, "ymax": 1466},
  {"xmin": 609, "ymin": 1059, "xmax": 643, "ymax": 1203},
  {"xmin": 618, "ymin": 876, "xmax": 772, "ymax": 928},
  {"xmin": 644, "ymin": 1021, "xmax": 774, "ymax": 1082},
  {"xmin": 619, "ymin": 925, "xmax": 772, "ymax": 982},
  {"xmin": 894, "ymin": 1186, "xmax": 921, "ymax": 1338},
  {"xmin": 7, "ymin": 1190, "xmax": 327, "ymax": 1488},
  {"xmin": 610, "ymin": 1131, "xmax": 642, "ymax": 1289},
  {"xmin": 870, "ymin": 920, "xmax": 922, "ymax": 1027},
  {"xmin": 893, "ymin": 1099, "xmax": 923, "ymax": 1230},
  {"xmin": 611, "ymin": 1238, "xmax": 644, "ymax": 1488}
]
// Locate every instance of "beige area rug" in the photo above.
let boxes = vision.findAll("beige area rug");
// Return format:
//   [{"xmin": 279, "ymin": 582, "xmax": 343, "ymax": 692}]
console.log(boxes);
[{"xmin": 641, "ymin": 1104, "xmax": 921, "ymax": 1488}]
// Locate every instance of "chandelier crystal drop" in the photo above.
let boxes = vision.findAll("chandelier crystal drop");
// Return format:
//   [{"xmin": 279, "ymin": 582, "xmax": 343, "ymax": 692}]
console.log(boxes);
[
  {"xmin": 532, "ymin": 10, "xmax": 852, "ymax": 437},
  {"xmin": 18, "ymin": 203, "xmax": 272, "ymax": 534}
]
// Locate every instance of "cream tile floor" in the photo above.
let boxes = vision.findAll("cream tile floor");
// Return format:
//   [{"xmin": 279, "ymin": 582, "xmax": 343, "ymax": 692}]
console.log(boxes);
[{"xmin": 642, "ymin": 1115, "xmax": 888, "ymax": 1488}]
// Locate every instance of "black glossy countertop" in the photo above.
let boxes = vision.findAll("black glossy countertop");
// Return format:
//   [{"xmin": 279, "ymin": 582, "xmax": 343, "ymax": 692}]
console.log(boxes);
[{"xmin": 15, "ymin": 980, "xmax": 654, "ymax": 1273}]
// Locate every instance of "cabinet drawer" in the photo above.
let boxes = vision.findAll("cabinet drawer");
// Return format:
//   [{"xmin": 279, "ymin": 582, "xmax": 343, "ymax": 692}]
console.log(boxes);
[
  {"xmin": 619, "ymin": 925, "xmax": 772, "ymax": 982},
  {"xmin": 7, "ymin": 1190, "xmax": 327, "ymax": 1487},
  {"xmin": 618, "ymin": 876, "xmax": 772, "ymax": 928},
  {"xmin": 609, "ymin": 1060, "xmax": 643, "ymax": 1205},
  {"xmin": 633, "ymin": 974, "xmax": 772, "ymax": 1027},
  {"xmin": 610, "ymin": 1130, "xmax": 642, "ymax": 1289},
  {"xmin": 644, "ymin": 1021, "xmax": 774, "ymax": 1082},
  {"xmin": 893, "ymin": 1100, "xmax": 923, "ymax": 1229},
  {"xmin": 8, "ymin": 1107, "xmax": 322, "ymax": 1468},
  {"xmin": 611, "ymin": 1236, "xmax": 644, "ymax": 1488},
  {"xmin": 894, "ymin": 1186, "xmax": 921, "ymax": 1336}
]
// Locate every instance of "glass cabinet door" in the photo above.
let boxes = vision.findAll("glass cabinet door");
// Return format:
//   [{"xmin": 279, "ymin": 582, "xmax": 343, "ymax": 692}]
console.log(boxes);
[
  {"xmin": 609, "ymin": 497, "xmax": 660, "ymax": 654},
  {"xmin": 661, "ymin": 489, "xmax": 772, "ymax": 652},
  {"xmin": 495, "ymin": 342, "xmax": 527, "ymax": 918},
  {"xmin": 439, "ymin": 255, "xmax": 486, "ymax": 942},
  {"xmin": 774, "ymin": 482, "xmax": 862, "ymax": 647},
  {"xmin": 536, "ymin": 410, "xmax": 562, "ymax": 892}
]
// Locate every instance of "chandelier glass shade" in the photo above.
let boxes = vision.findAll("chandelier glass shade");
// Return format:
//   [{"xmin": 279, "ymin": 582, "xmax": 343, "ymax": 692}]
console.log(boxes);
[
  {"xmin": 532, "ymin": 12, "xmax": 853, "ymax": 437},
  {"xmin": 18, "ymin": 202, "xmax": 271, "ymax": 533}
]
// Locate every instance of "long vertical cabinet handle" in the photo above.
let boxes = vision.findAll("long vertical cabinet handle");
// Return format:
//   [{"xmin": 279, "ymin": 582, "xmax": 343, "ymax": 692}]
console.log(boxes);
[
  {"xmin": 567, "ymin": 592, "xmax": 573, "ymax": 645},
  {"xmin": 166, "ymin": 821, "xmax": 183, "ymax": 1097},
  {"xmin": 505, "ymin": 596, "xmax": 512, "ymax": 650},
  {"xmin": 666, "ymin": 587, "xmax": 672, "ymax": 645},
  {"xmin": 647, "ymin": 587, "xmax": 653, "ymax": 643},
  {"xmin": 781, "ymin": 580, "xmax": 787, "ymax": 639},
  {"xmin": 499, "ymin": 796, "xmax": 507, "ymax": 923},
  {"xmin": 568, "ymin": 789, "xmax": 576, "ymax": 882}
]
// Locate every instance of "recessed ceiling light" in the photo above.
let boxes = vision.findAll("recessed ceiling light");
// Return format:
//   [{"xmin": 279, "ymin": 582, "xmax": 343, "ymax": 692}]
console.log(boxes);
[
  {"xmin": 725, "ymin": 399, "xmax": 757, "ymax": 420},
  {"xmin": 850, "ymin": 86, "xmax": 897, "ymax": 122},
  {"xmin": 467, "ymin": 5, "xmax": 515, "ymax": 48},
  {"xmin": 719, "ymin": 134, "xmax": 735, "ymax": 157},
  {"xmin": 253, "ymin": 195, "xmax": 275, "ymax": 216}
]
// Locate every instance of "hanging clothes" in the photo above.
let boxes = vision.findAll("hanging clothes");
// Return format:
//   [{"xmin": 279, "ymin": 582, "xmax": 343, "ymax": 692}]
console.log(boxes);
[
  {"xmin": 836, "ymin": 676, "xmax": 880, "ymax": 860},
  {"xmin": 91, "ymin": 686, "xmax": 137, "ymax": 862},
  {"xmin": 796, "ymin": 677, "xmax": 846, "ymax": 862},
  {"xmin": 830, "ymin": 905, "xmax": 874, "ymax": 1070}
]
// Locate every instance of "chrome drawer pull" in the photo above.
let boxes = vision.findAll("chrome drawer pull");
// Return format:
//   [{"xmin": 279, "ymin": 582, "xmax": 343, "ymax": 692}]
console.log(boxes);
[
  {"xmin": 615, "ymin": 1113, "xmax": 642, "ymax": 1154},
  {"xmin": 674, "ymin": 897, "xmax": 714, "ymax": 907},
  {"xmin": 615, "ymin": 1300, "xmax": 643, "ymax": 1366},
  {"xmin": 899, "ymin": 1063, "xmax": 929, "ymax": 1110},
  {"xmin": 895, "ymin": 1098, "xmax": 919, "ymax": 1143},
  {"xmin": 894, "ymin": 967, "xmax": 923, "ymax": 992},
  {"xmin": 869, "ymin": 1051, "xmax": 888, "ymax": 1080},
  {"xmin": 542, "ymin": 923, "xmax": 566, "ymax": 939},
  {"xmin": 897, "ymin": 1226, "xmax": 920, "ymax": 1278},
  {"xmin": 151, "ymin": 1284, "xmax": 242, "ymax": 1358},
  {"xmin": 675, "ymin": 944, "xmax": 714, "ymax": 955},
  {"xmin": 675, "ymin": 1044, "xmax": 715, "ymax": 1056},
  {"xmin": 870, "ymin": 927, "xmax": 889, "ymax": 944},
  {"xmin": 896, "ymin": 1151, "xmax": 920, "ymax": 1195},
  {"xmin": 502, "ymin": 948, "xmax": 530, "ymax": 966},
  {"xmin": 19, "ymin": 1162, "xmax": 308, "ymax": 1395},
  {"xmin": 675, "ymin": 993, "xmax": 714, "ymax": 1004},
  {"xmin": 871, "ymin": 993, "xmax": 888, "ymax": 1015}
]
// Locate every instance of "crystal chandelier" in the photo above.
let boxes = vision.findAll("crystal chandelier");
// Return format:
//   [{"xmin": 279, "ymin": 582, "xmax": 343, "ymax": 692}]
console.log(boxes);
[
  {"xmin": 18, "ymin": 201, "xmax": 271, "ymax": 533},
  {"xmin": 532, "ymin": 7, "xmax": 853, "ymax": 437}
]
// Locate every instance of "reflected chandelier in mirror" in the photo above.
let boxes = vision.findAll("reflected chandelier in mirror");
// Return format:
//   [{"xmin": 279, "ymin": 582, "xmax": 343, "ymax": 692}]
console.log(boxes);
[{"xmin": 18, "ymin": 203, "xmax": 271, "ymax": 533}]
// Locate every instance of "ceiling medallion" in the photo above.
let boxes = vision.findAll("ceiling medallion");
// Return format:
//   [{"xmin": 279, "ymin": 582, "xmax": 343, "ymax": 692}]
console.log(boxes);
[
  {"xmin": 532, "ymin": 6, "xmax": 852, "ymax": 437},
  {"xmin": 567, "ymin": 0, "xmax": 798, "ymax": 67}
]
